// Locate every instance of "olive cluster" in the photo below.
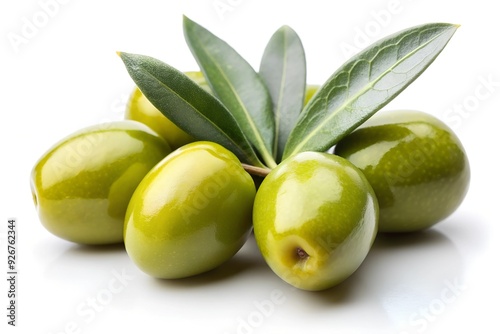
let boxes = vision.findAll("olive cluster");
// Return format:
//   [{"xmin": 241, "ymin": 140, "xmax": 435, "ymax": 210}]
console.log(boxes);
[
  {"xmin": 30, "ymin": 84, "xmax": 469, "ymax": 291},
  {"xmin": 30, "ymin": 19, "xmax": 468, "ymax": 291}
]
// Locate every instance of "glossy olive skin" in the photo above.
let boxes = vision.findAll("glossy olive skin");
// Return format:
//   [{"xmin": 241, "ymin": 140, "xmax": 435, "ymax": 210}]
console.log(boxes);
[
  {"xmin": 30, "ymin": 121, "xmax": 171, "ymax": 245},
  {"xmin": 335, "ymin": 110, "xmax": 470, "ymax": 233},
  {"xmin": 125, "ymin": 87, "xmax": 194, "ymax": 150},
  {"xmin": 124, "ymin": 141, "xmax": 256, "ymax": 279},
  {"xmin": 253, "ymin": 152, "xmax": 378, "ymax": 291},
  {"xmin": 125, "ymin": 72, "xmax": 209, "ymax": 150}
]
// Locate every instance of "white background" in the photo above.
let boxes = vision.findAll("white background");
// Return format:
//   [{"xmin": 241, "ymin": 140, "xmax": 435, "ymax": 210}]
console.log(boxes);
[{"xmin": 2, "ymin": 0, "xmax": 499, "ymax": 333}]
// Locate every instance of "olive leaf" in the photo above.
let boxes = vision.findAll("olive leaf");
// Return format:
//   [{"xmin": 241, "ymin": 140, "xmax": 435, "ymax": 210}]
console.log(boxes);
[
  {"xmin": 283, "ymin": 23, "xmax": 459, "ymax": 159},
  {"xmin": 183, "ymin": 16, "xmax": 277, "ymax": 168},
  {"xmin": 118, "ymin": 52, "xmax": 265, "ymax": 167},
  {"xmin": 259, "ymin": 25, "xmax": 306, "ymax": 163}
]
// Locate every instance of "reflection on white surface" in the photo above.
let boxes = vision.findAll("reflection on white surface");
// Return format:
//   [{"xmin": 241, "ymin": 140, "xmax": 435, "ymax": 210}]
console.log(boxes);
[
  {"xmin": 31, "ymin": 222, "xmax": 472, "ymax": 334},
  {"xmin": 368, "ymin": 230, "xmax": 464, "ymax": 333}
]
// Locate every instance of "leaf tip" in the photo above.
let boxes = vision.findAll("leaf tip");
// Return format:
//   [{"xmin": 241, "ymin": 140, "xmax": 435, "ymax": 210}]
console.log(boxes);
[
  {"xmin": 183, "ymin": 14, "xmax": 194, "ymax": 25},
  {"xmin": 116, "ymin": 51, "xmax": 132, "ymax": 60}
]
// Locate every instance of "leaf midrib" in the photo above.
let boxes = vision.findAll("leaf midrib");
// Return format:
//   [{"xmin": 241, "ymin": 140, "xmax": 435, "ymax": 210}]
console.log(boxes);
[
  {"xmin": 191, "ymin": 31, "xmax": 271, "ymax": 159},
  {"xmin": 288, "ymin": 27, "xmax": 448, "ymax": 156},
  {"xmin": 275, "ymin": 29, "xmax": 289, "ymax": 155},
  {"xmin": 134, "ymin": 62, "xmax": 252, "ymax": 158}
]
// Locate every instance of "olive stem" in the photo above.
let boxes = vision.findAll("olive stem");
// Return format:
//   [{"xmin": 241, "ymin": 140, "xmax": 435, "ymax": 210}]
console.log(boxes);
[
  {"xmin": 241, "ymin": 163, "xmax": 272, "ymax": 178},
  {"xmin": 261, "ymin": 152, "xmax": 278, "ymax": 169}
]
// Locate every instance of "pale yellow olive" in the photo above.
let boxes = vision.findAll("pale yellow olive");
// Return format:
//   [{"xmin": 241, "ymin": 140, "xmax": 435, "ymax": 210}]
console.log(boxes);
[
  {"xmin": 335, "ymin": 110, "xmax": 470, "ymax": 232},
  {"xmin": 124, "ymin": 71, "xmax": 210, "ymax": 149},
  {"xmin": 304, "ymin": 84, "xmax": 319, "ymax": 105}
]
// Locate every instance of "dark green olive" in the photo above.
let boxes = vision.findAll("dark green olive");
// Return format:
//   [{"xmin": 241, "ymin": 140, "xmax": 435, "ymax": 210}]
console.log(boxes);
[{"xmin": 335, "ymin": 110, "xmax": 470, "ymax": 232}]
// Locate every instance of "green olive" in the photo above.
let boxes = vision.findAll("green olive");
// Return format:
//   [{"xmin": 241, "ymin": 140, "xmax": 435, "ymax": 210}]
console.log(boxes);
[
  {"xmin": 124, "ymin": 72, "xmax": 210, "ymax": 150},
  {"xmin": 124, "ymin": 141, "xmax": 256, "ymax": 279},
  {"xmin": 304, "ymin": 84, "xmax": 319, "ymax": 105},
  {"xmin": 253, "ymin": 152, "xmax": 378, "ymax": 291},
  {"xmin": 30, "ymin": 121, "xmax": 171, "ymax": 245},
  {"xmin": 335, "ymin": 110, "xmax": 470, "ymax": 233}
]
